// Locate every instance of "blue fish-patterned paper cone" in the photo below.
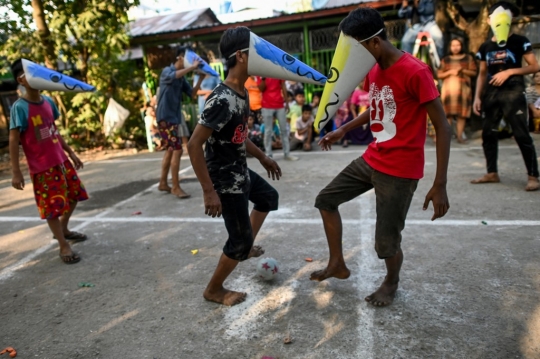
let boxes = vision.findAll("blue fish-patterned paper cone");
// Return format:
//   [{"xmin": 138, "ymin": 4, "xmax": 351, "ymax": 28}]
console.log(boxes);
[
  {"xmin": 21, "ymin": 59, "xmax": 95, "ymax": 92},
  {"xmin": 314, "ymin": 32, "xmax": 376, "ymax": 131},
  {"xmin": 247, "ymin": 32, "xmax": 326, "ymax": 85},
  {"xmin": 184, "ymin": 50, "xmax": 219, "ymax": 77}
]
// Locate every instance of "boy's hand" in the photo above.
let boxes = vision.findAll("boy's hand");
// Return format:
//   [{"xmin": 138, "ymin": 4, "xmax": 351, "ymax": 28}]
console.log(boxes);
[
  {"xmin": 260, "ymin": 156, "xmax": 282, "ymax": 180},
  {"xmin": 423, "ymin": 184, "xmax": 450, "ymax": 221},
  {"xmin": 69, "ymin": 152, "xmax": 84, "ymax": 170},
  {"xmin": 12, "ymin": 171, "xmax": 24, "ymax": 190},
  {"xmin": 473, "ymin": 97, "xmax": 482, "ymax": 116},
  {"xmin": 318, "ymin": 128, "xmax": 345, "ymax": 151},
  {"xmin": 203, "ymin": 189, "xmax": 222, "ymax": 217},
  {"xmin": 489, "ymin": 70, "xmax": 511, "ymax": 86}
]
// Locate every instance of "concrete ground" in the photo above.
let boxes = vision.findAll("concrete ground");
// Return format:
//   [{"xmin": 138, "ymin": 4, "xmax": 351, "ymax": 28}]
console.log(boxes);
[{"xmin": 0, "ymin": 136, "xmax": 539, "ymax": 359}]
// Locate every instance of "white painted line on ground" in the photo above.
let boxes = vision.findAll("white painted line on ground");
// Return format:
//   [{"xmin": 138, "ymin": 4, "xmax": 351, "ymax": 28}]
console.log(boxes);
[
  {"xmin": 1, "ymin": 216, "xmax": 539, "ymax": 226},
  {"xmin": 0, "ymin": 166, "xmax": 194, "ymax": 283},
  {"xmin": 355, "ymin": 190, "xmax": 376, "ymax": 358},
  {"xmin": 266, "ymin": 145, "xmax": 517, "ymax": 158}
]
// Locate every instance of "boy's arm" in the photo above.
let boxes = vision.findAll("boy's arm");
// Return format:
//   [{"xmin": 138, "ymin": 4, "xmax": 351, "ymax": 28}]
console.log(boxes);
[
  {"xmin": 187, "ymin": 124, "xmax": 222, "ymax": 217},
  {"xmin": 58, "ymin": 135, "xmax": 83, "ymax": 169},
  {"xmin": 318, "ymin": 110, "xmax": 370, "ymax": 150},
  {"xmin": 489, "ymin": 52, "xmax": 540, "ymax": 86},
  {"xmin": 257, "ymin": 77, "xmax": 267, "ymax": 92},
  {"xmin": 245, "ymin": 139, "xmax": 282, "ymax": 180},
  {"xmin": 9, "ymin": 129, "xmax": 24, "ymax": 190},
  {"xmin": 473, "ymin": 61, "xmax": 487, "ymax": 115},
  {"xmin": 529, "ymin": 103, "xmax": 540, "ymax": 118},
  {"xmin": 423, "ymin": 98, "xmax": 451, "ymax": 221},
  {"xmin": 191, "ymin": 75, "xmax": 205, "ymax": 100}
]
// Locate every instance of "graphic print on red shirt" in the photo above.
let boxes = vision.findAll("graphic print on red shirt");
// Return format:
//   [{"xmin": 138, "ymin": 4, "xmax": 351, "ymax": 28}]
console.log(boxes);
[
  {"xmin": 362, "ymin": 53, "xmax": 439, "ymax": 180},
  {"xmin": 10, "ymin": 96, "xmax": 67, "ymax": 175}
]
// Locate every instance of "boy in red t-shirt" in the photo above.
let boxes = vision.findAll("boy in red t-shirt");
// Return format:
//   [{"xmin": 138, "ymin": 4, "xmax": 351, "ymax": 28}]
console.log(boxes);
[
  {"xmin": 311, "ymin": 8, "xmax": 451, "ymax": 306},
  {"xmin": 9, "ymin": 59, "xmax": 89, "ymax": 264}
]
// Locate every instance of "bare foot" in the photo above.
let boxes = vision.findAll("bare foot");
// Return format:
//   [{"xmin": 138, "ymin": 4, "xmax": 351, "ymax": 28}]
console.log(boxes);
[
  {"xmin": 158, "ymin": 184, "xmax": 172, "ymax": 192},
  {"xmin": 248, "ymin": 245, "xmax": 265, "ymax": 259},
  {"xmin": 525, "ymin": 176, "xmax": 539, "ymax": 191},
  {"xmin": 471, "ymin": 172, "xmax": 500, "ymax": 184},
  {"xmin": 310, "ymin": 263, "xmax": 350, "ymax": 282},
  {"xmin": 171, "ymin": 187, "xmax": 190, "ymax": 199},
  {"xmin": 203, "ymin": 287, "xmax": 247, "ymax": 306},
  {"xmin": 365, "ymin": 280, "xmax": 399, "ymax": 307}
]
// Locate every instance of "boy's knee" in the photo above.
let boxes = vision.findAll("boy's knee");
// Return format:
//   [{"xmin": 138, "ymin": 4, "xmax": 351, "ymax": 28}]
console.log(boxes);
[
  {"xmin": 253, "ymin": 188, "xmax": 279, "ymax": 212},
  {"xmin": 314, "ymin": 192, "xmax": 338, "ymax": 212}
]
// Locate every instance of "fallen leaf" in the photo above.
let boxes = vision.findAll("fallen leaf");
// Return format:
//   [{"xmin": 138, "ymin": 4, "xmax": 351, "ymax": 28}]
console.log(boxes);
[
  {"xmin": 305, "ymin": 258, "xmax": 313, "ymax": 262},
  {"xmin": 191, "ymin": 249, "xmax": 199, "ymax": 255}
]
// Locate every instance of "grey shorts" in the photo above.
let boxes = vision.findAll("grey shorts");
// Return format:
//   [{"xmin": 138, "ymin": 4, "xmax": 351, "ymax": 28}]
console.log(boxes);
[{"xmin": 314, "ymin": 157, "xmax": 418, "ymax": 259}]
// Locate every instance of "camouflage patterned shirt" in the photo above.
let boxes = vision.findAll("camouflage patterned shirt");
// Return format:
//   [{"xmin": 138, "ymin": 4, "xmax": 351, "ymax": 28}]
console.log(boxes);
[{"xmin": 199, "ymin": 83, "xmax": 250, "ymax": 194}]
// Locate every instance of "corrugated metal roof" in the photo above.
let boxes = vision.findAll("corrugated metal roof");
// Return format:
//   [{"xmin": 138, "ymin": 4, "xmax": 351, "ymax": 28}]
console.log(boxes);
[
  {"xmin": 320, "ymin": 0, "xmax": 378, "ymax": 7},
  {"xmin": 129, "ymin": 8, "xmax": 221, "ymax": 37}
]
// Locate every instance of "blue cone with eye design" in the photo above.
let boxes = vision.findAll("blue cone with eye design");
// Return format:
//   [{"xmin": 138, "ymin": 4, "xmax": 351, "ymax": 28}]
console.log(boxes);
[
  {"xmin": 247, "ymin": 32, "xmax": 327, "ymax": 85},
  {"xmin": 21, "ymin": 59, "xmax": 95, "ymax": 92},
  {"xmin": 184, "ymin": 50, "xmax": 219, "ymax": 77}
]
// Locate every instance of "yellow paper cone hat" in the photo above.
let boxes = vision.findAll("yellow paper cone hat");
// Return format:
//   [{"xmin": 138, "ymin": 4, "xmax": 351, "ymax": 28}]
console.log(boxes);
[
  {"xmin": 490, "ymin": 6, "xmax": 513, "ymax": 47},
  {"xmin": 314, "ymin": 32, "xmax": 376, "ymax": 132},
  {"xmin": 247, "ymin": 32, "xmax": 327, "ymax": 85},
  {"xmin": 21, "ymin": 59, "xmax": 95, "ymax": 92}
]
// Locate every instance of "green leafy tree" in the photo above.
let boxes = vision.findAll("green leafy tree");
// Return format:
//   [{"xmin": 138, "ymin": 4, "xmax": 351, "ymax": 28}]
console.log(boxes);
[{"xmin": 0, "ymin": 0, "xmax": 144, "ymax": 149}]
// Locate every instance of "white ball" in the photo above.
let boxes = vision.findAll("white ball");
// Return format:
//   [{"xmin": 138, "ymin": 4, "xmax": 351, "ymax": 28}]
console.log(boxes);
[{"xmin": 256, "ymin": 257, "xmax": 280, "ymax": 281}]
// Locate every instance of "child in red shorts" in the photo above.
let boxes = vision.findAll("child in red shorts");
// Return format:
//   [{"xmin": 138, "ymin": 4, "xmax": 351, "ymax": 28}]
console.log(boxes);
[{"xmin": 9, "ymin": 59, "xmax": 89, "ymax": 264}]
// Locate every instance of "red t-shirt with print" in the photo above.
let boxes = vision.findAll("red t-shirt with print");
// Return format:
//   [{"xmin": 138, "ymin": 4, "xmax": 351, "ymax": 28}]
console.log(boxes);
[
  {"xmin": 257, "ymin": 77, "xmax": 285, "ymax": 109},
  {"xmin": 362, "ymin": 52, "xmax": 439, "ymax": 179}
]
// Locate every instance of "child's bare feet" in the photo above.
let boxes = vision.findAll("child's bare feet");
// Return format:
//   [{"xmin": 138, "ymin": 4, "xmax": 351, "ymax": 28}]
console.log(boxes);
[
  {"xmin": 365, "ymin": 279, "xmax": 398, "ymax": 307},
  {"xmin": 310, "ymin": 263, "xmax": 350, "ymax": 282},
  {"xmin": 525, "ymin": 176, "xmax": 539, "ymax": 191},
  {"xmin": 171, "ymin": 187, "xmax": 190, "ymax": 199},
  {"xmin": 248, "ymin": 245, "xmax": 264, "ymax": 259},
  {"xmin": 158, "ymin": 183, "xmax": 172, "ymax": 192},
  {"xmin": 470, "ymin": 172, "xmax": 500, "ymax": 184},
  {"xmin": 203, "ymin": 287, "xmax": 247, "ymax": 306}
]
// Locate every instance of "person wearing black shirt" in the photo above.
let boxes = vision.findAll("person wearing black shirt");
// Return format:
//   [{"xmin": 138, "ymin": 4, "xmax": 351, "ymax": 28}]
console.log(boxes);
[
  {"xmin": 472, "ymin": 1, "xmax": 540, "ymax": 191},
  {"xmin": 188, "ymin": 26, "xmax": 282, "ymax": 306}
]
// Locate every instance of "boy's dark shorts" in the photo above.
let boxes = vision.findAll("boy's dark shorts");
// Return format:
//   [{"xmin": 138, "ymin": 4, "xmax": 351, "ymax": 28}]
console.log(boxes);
[
  {"xmin": 220, "ymin": 169, "xmax": 279, "ymax": 261},
  {"xmin": 315, "ymin": 157, "xmax": 418, "ymax": 259}
]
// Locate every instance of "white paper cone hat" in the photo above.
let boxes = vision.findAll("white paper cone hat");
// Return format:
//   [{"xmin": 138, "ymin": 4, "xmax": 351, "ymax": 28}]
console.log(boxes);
[
  {"xmin": 314, "ymin": 32, "xmax": 376, "ymax": 131},
  {"xmin": 247, "ymin": 32, "xmax": 327, "ymax": 85},
  {"xmin": 184, "ymin": 50, "xmax": 220, "ymax": 77},
  {"xmin": 21, "ymin": 59, "xmax": 95, "ymax": 92}
]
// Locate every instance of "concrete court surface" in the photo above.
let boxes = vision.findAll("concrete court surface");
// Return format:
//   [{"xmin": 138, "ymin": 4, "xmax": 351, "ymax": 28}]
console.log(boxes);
[{"xmin": 0, "ymin": 137, "xmax": 539, "ymax": 359}]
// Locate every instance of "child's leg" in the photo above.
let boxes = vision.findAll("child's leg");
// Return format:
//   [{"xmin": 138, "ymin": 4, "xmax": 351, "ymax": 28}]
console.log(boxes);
[
  {"xmin": 60, "ymin": 200, "xmax": 77, "ymax": 234},
  {"xmin": 170, "ymin": 149, "xmax": 190, "ymax": 198},
  {"xmin": 204, "ymin": 254, "xmax": 246, "ymax": 306},
  {"xmin": 456, "ymin": 116, "xmax": 467, "ymax": 143},
  {"xmin": 310, "ymin": 209, "xmax": 350, "ymax": 281},
  {"xmin": 159, "ymin": 149, "xmax": 173, "ymax": 191},
  {"xmin": 47, "ymin": 217, "xmax": 80, "ymax": 263},
  {"xmin": 365, "ymin": 249, "xmax": 403, "ymax": 306},
  {"xmin": 311, "ymin": 157, "xmax": 374, "ymax": 281},
  {"xmin": 247, "ymin": 169, "xmax": 280, "ymax": 258},
  {"xmin": 365, "ymin": 170, "xmax": 418, "ymax": 307},
  {"xmin": 204, "ymin": 192, "xmax": 252, "ymax": 306}
]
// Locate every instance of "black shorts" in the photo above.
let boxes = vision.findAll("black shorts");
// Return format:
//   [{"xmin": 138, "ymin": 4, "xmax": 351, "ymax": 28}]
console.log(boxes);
[{"xmin": 219, "ymin": 169, "xmax": 279, "ymax": 261}]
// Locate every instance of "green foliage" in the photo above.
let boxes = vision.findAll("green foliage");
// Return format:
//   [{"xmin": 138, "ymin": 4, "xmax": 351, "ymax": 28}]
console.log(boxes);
[{"xmin": 0, "ymin": 0, "xmax": 144, "ymax": 149}]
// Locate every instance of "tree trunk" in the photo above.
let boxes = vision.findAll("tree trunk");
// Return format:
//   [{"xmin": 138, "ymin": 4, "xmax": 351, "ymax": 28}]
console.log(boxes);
[
  {"xmin": 442, "ymin": 0, "xmax": 498, "ymax": 54},
  {"xmin": 31, "ymin": 0, "xmax": 57, "ymax": 70}
]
